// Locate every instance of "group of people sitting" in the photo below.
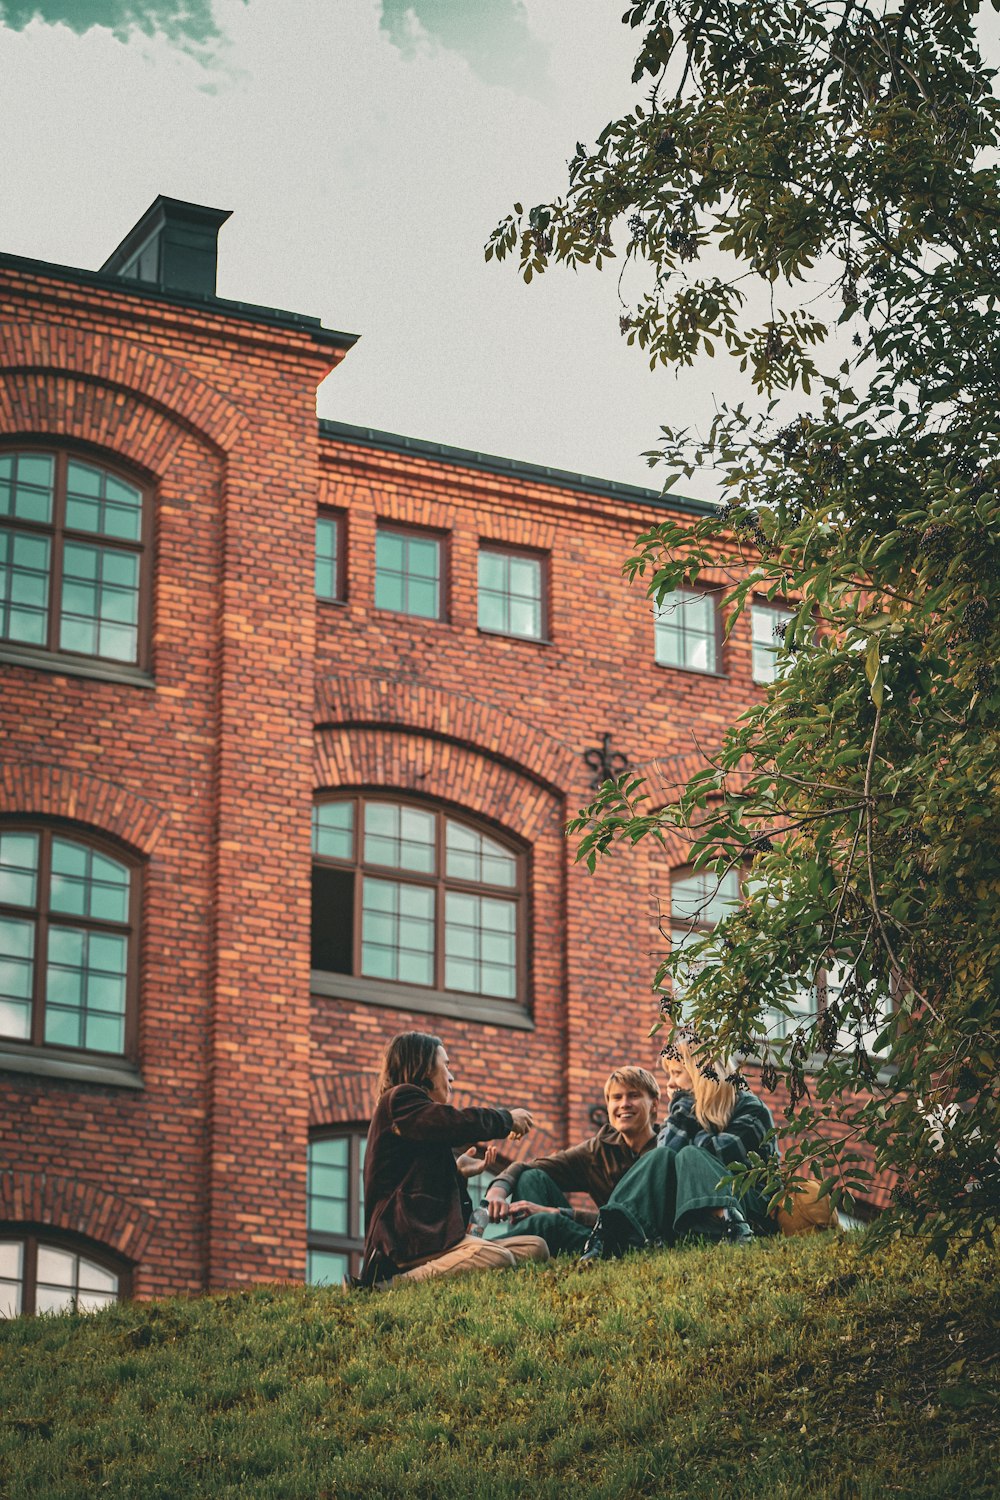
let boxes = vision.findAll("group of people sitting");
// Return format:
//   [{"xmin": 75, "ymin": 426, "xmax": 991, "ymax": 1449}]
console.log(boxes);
[{"xmin": 358, "ymin": 1027, "xmax": 823, "ymax": 1289}]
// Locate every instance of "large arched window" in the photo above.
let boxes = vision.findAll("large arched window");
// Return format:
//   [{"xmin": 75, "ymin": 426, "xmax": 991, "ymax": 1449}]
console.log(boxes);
[
  {"xmin": 0, "ymin": 448, "xmax": 151, "ymax": 669},
  {"xmin": 0, "ymin": 1233, "xmax": 125, "ymax": 1317},
  {"xmin": 311, "ymin": 796, "xmax": 527, "ymax": 1022},
  {"xmin": 0, "ymin": 825, "xmax": 138, "ymax": 1058}
]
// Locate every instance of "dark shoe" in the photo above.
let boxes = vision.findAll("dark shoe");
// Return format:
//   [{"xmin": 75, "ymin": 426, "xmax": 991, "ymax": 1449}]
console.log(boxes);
[
  {"xmin": 576, "ymin": 1209, "xmax": 646, "ymax": 1268},
  {"xmin": 576, "ymin": 1231, "xmax": 605, "ymax": 1268},
  {"xmin": 683, "ymin": 1207, "xmax": 754, "ymax": 1246}
]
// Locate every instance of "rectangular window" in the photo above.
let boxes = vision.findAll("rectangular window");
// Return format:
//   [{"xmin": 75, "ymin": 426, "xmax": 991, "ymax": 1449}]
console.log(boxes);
[
  {"xmin": 360, "ymin": 877, "xmax": 435, "ymax": 985},
  {"xmin": 478, "ymin": 547, "xmax": 544, "ymax": 640},
  {"xmin": 752, "ymin": 600, "xmax": 796, "ymax": 683},
  {"xmin": 0, "ymin": 530, "xmax": 51, "ymax": 646},
  {"xmin": 654, "ymin": 589, "xmax": 719, "ymax": 673},
  {"xmin": 375, "ymin": 526, "xmax": 443, "ymax": 620},
  {"xmin": 59, "ymin": 543, "xmax": 139, "ymax": 662},
  {"xmin": 444, "ymin": 891, "xmax": 517, "ymax": 999},
  {"xmin": 316, "ymin": 514, "xmax": 344, "ymax": 602},
  {"xmin": 307, "ymin": 1133, "xmax": 367, "ymax": 1284}
]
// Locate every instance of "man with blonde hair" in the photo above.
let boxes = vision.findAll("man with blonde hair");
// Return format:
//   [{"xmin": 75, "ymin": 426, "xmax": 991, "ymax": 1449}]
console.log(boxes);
[{"xmin": 484, "ymin": 1066, "xmax": 661, "ymax": 1257}]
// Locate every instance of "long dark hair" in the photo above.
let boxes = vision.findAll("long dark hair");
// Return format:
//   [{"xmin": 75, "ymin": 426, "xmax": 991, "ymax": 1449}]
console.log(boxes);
[{"xmin": 374, "ymin": 1031, "xmax": 443, "ymax": 1099}]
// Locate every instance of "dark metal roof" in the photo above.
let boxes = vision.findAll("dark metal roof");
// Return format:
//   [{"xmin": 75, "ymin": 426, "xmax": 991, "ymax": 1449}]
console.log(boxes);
[
  {"xmin": 318, "ymin": 419, "xmax": 716, "ymax": 515},
  {"xmin": 0, "ymin": 250, "xmax": 359, "ymax": 352}
]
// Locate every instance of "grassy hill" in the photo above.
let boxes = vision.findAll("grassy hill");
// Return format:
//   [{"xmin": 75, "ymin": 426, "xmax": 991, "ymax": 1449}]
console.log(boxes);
[{"xmin": 1, "ymin": 1234, "xmax": 996, "ymax": 1499}]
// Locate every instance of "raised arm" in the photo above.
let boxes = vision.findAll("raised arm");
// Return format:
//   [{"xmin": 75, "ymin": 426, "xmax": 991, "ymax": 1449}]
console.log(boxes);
[{"xmin": 388, "ymin": 1084, "xmax": 531, "ymax": 1147}]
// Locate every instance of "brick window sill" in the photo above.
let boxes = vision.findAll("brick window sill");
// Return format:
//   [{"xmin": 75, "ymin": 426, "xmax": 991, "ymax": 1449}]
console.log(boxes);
[
  {"xmin": 0, "ymin": 1043, "xmax": 143, "ymax": 1089},
  {"xmin": 311, "ymin": 971, "xmax": 535, "ymax": 1031},
  {"xmin": 0, "ymin": 645, "xmax": 154, "ymax": 690}
]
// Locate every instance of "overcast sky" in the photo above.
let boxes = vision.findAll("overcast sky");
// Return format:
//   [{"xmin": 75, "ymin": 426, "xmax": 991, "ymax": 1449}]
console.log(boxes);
[{"xmin": 2, "ymin": 3, "xmax": 995, "ymax": 496}]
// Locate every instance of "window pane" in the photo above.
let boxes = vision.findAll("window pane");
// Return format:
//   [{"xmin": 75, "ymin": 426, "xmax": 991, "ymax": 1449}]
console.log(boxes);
[
  {"xmin": 406, "ymin": 579, "xmax": 439, "ymax": 620},
  {"xmin": 0, "ymin": 916, "xmax": 34, "ymax": 1038},
  {"xmin": 0, "ymin": 530, "xmax": 51, "ymax": 646},
  {"xmin": 66, "ymin": 462, "xmax": 142, "ymax": 541},
  {"xmin": 478, "ymin": 551, "xmax": 506, "ymax": 592},
  {"xmin": 307, "ymin": 1249, "xmax": 348, "ymax": 1286},
  {"xmin": 752, "ymin": 603, "xmax": 795, "ymax": 684},
  {"xmin": 312, "ymin": 802, "xmax": 354, "ymax": 861},
  {"xmin": 50, "ymin": 841, "xmax": 130, "ymax": 923},
  {"xmin": 445, "ymin": 821, "xmax": 516, "ymax": 888},
  {"xmin": 478, "ymin": 549, "xmax": 542, "ymax": 639},
  {"xmin": 477, "ymin": 592, "xmax": 507, "ymax": 634},
  {"xmin": 655, "ymin": 591, "xmax": 717, "ymax": 674},
  {"xmin": 35, "ymin": 1284, "xmax": 76, "ymax": 1315},
  {"xmin": 0, "ymin": 831, "xmax": 39, "ymax": 908},
  {"xmin": 444, "ymin": 892, "xmax": 517, "ymax": 998},
  {"xmin": 59, "ymin": 544, "xmax": 139, "ymax": 663},
  {"xmin": 45, "ymin": 926, "xmax": 128, "ymax": 1054},
  {"xmin": 375, "ymin": 530, "xmax": 441, "ymax": 620},
  {"xmin": 361, "ymin": 878, "xmax": 435, "ymax": 985},
  {"xmin": 364, "ymin": 802, "xmax": 436, "ymax": 874},
  {"xmin": 316, "ymin": 517, "xmax": 341, "ymax": 601},
  {"xmin": 0, "ymin": 1241, "xmax": 22, "ymax": 1318},
  {"xmin": 671, "ymin": 869, "xmax": 740, "ymax": 929},
  {"xmin": 37, "ymin": 1245, "xmax": 75, "ymax": 1286}
]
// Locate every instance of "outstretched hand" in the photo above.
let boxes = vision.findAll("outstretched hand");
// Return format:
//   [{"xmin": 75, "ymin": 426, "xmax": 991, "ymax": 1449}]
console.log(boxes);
[
  {"xmin": 507, "ymin": 1108, "xmax": 534, "ymax": 1138},
  {"xmin": 455, "ymin": 1144, "xmax": 499, "ymax": 1179}
]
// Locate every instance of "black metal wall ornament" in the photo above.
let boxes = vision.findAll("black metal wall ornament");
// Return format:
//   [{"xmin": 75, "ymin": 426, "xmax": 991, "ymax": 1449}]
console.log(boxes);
[
  {"xmin": 583, "ymin": 734, "xmax": 630, "ymax": 791},
  {"xmin": 588, "ymin": 1103, "xmax": 609, "ymax": 1129}
]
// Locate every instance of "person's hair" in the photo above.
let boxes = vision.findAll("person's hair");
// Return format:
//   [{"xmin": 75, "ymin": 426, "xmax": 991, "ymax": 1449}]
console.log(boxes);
[
  {"xmin": 603, "ymin": 1066, "xmax": 660, "ymax": 1104},
  {"xmin": 669, "ymin": 1035, "xmax": 737, "ymax": 1132},
  {"xmin": 375, "ymin": 1031, "xmax": 444, "ymax": 1099}
]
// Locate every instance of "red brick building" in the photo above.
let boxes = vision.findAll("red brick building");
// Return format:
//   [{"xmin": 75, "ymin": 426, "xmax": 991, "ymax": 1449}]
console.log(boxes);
[{"xmin": 0, "ymin": 198, "xmax": 863, "ymax": 1312}]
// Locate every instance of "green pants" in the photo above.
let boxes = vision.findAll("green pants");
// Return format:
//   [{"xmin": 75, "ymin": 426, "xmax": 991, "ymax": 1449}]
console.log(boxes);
[{"xmin": 502, "ymin": 1149, "xmax": 741, "ymax": 1257}]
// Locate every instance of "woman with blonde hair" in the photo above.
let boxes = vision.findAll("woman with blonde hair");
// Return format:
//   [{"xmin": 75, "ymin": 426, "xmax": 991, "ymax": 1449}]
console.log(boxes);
[
  {"xmin": 656, "ymin": 1031, "xmax": 779, "ymax": 1235},
  {"xmin": 360, "ymin": 1031, "xmax": 550, "ymax": 1287}
]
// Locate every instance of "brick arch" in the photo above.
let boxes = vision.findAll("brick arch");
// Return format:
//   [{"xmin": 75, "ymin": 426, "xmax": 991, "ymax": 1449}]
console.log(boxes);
[
  {"xmin": 309, "ymin": 1069, "xmax": 376, "ymax": 1127},
  {"xmin": 315, "ymin": 674, "xmax": 580, "ymax": 797},
  {"xmin": 0, "ymin": 317, "xmax": 248, "ymax": 455},
  {"xmin": 0, "ymin": 762, "xmax": 170, "ymax": 857},
  {"xmin": 0, "ymin": 1169, "xmax": 156, "ymax": 1263},
  {"xmin": 315, "ymin": 728, "xmax": 562, "ymax": 846}
]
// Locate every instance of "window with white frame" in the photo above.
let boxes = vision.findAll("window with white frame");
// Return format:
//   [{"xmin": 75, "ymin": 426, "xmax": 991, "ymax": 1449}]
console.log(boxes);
[
  {"xmin": 0, "ymin": 1235, "xmax": 122, "ymax": 1317},
  {"xmin": 477, "ymin": 547, "xmax": 545, "ymax": 640},
  {"xmin": 654, "ymin": 588, "xmax": 719, "ymax": 674},
  {"xmin": 751, "ymin": 599, "xmax": 796, "ymax": 683}
]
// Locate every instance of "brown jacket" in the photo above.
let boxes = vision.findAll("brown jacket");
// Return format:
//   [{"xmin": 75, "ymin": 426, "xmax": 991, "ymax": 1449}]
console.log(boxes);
[
  {"xmin": 492, "ymin": 1124, "xmax": 661, "ymax": 1222},
  {"xmin": 362, "ymin": 1084, "xmax": 513, "ymax": 1282}
]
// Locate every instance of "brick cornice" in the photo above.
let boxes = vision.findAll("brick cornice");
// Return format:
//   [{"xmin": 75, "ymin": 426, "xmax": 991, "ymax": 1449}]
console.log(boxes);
[
  {"xmin": 0, "ymin": 317, "xmax": 249, "ymax": 454},
  {"xmin": 0, "ymin": 1169, "xmax": 156, "ymax": 1262},
  {"xmin": 315, "ymin": 673, "xmax": 579, "ymax": 795},
  {"xmin": 0, "ymin": 762, "xmax": 170, "ymax": 856}
]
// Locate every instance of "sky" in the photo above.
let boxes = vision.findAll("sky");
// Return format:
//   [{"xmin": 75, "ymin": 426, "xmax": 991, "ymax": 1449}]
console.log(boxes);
[
  {"xmin": 2, "ymin": 3, "xmax": 995, "ymax": 496},
  {"xmin": 0, "ymin": 0, "xmax": 727, "ymax": 492}
]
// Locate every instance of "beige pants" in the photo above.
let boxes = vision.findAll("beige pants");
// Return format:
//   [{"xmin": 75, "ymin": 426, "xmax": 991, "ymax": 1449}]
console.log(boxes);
[{"xmin": 396, "ymin": 1234, "xmax": 549, "ymax": 1284}]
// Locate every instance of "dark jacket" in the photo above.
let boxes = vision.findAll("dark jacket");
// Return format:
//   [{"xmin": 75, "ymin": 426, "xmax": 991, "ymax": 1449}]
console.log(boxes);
[
  {"xmin": 362, "ymin": 1084, "xmax": 513, "ymax": 1282},
  {"xmin": 657, "ymin": 1087, "xmax": 778, "ymax": 1232},
  {"xmin": 491, "ymin": 1124, "xmax": 661, "ymax": 1210}
]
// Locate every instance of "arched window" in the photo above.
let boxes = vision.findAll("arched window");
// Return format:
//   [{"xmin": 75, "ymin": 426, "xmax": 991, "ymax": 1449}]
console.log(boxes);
[
  {"xmin": 0, "ymin": 1233, "xmax": 125, "ymax": 1316},
  {"xmin": 0, "ymin": 826, "xmax": 138, "ymax": 1057},
  {"xmin": 0, "ymin": 448, "xmax": 151, "ymax": 668},
  {"xmin": 311, "ymin": 796, "xmax": 526, "ymax": 1021},
  {"xmin": 306, "ymin": 1128, "xmax": 367, "ymax": 1285}
]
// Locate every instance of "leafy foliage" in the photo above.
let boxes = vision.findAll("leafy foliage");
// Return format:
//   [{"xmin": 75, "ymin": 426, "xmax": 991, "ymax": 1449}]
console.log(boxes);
[
  {"xmin": 1, "ymin": 1240, "xmax": 998, "ymax": 1498},
  {"xmin": 489, "ymin": 0, "xmax": 1000, "ymax": 1252}
]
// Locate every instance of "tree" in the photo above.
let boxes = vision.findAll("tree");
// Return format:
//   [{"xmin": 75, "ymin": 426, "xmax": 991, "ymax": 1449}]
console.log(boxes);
[{"xmin": 487, "ymin": 0, "xmax": 1000, "ymax": 1252}]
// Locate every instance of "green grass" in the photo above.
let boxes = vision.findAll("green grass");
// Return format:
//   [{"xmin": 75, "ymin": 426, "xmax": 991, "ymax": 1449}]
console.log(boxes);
[{"xmin": 1, "ymin": 1236, "xmax": 997, "ymax": 1499}]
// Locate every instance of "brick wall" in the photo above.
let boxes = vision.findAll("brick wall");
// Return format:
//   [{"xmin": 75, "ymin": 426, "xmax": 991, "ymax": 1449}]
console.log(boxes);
[{"xmin": 0, "ymin": 255, "xmax": 886, "ymax": 1306}]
